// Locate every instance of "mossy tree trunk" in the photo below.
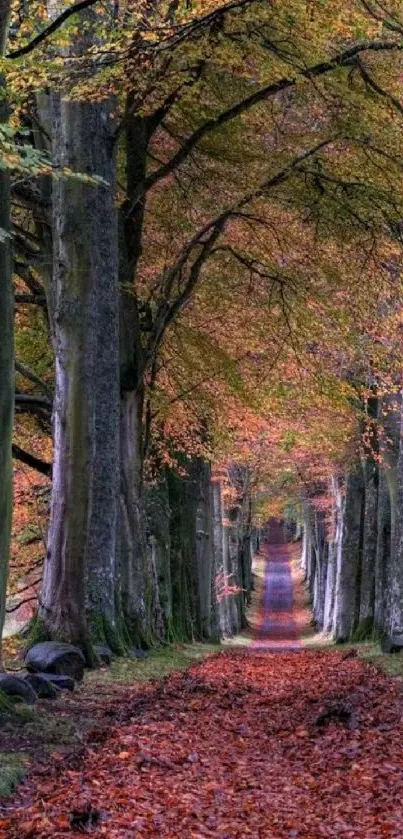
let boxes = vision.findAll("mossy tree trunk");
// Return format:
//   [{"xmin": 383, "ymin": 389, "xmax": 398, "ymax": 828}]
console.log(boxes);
[
  {"xmin": 0, "ymin": 0, "xmax": 13, "ymax": 671},
  {"xmin": 40, "ymin": 96, "xmax": 120, "ymax": 654},
  {"xmin": 333, "ymin": 466, "xmax": 365, "ymax": 642},
  {"xmin": 387, "ymin": 393, "xmax": 403, "ymax": 636},
  {"xmin": 375, "ymin": 467, "xmax": 391, "ymax": 634}
]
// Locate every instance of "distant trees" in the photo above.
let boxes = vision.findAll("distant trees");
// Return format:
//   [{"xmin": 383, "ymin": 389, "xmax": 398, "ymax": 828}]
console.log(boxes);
[{"xmin": 300, "ymin": 390, "xmax": 403, "ymax": 644}]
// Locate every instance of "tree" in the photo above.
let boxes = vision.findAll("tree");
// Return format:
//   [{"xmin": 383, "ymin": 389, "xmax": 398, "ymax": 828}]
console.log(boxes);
[
  {"xmin": 37, "ymin": 2, "xmax": 120, "ymax": 657},
  {"xmin": 0, "ymin": 0, "xmax": 13, "ymax": 670}
]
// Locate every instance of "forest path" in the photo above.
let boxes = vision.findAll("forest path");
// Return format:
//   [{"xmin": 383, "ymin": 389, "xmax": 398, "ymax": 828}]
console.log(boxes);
[
  {"xmin": 252, "ymin": 522, "xmax": 301, "ymax": 650},
  {"xmin": 6, "ymin": 648, "xmax": 403, "ymax": 838},
  {"xmin": 246, "ymin": 521, "xmax": 313, "ymax": 650}
]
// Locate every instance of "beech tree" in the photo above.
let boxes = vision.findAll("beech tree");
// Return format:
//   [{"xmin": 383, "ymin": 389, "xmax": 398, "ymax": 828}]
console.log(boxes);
[{"xmin": 0, "ymin": 0, "xmax": 12, "ymax": 670}]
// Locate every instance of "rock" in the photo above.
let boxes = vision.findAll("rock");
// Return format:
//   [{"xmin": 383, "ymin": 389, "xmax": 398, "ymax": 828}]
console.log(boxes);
[
  {"xmin": 381, "ymin": 634, "xmax": 403, "ymax": 654},
  {"xmin": 25, "ymin": 642, "xmax": 85, "ymax": 681},
  {"xmin": 94, "ymin": 644, "xmax": 113, "ymax": 666},
  {"xmin": 15, "ymin": 524, "xmax": 42, "ymax": 545},
  {"xmin": 23, "ymin": 673, "xmax": 59, "ymax": 699},
  {"xmin": 35, "ymin": 673, "xmax": 75, "ymax": 692},
  {"xmin": 0, "ymin": 674, "xmax": 37, "ymax": 704},
  {"xmin": 129, "ymin": 648, "xmax": 149, "ymax": 660}
]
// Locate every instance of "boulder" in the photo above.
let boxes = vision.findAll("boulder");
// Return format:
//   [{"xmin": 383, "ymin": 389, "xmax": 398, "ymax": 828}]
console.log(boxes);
[
  {"xmin": 34, "ymin": 673, "xmax": 75, "ymax": 692},
  {"xmin": 23, "ymin": 673, "xmax": 59, "ymax": 699},
  {"xmin": 94, "ymin": 644, "xmax": 113, "ymax": 666},
  {"xmin": 381, "ymin": 634, "xmax": 403, "ymax": 654},
  {"xmin": 25, "ymin": 642, "xmax": 85, "ymax": 681},
  {"xmin": 0, "ymin": 674, "xmax": 37, "ymax": 704}
]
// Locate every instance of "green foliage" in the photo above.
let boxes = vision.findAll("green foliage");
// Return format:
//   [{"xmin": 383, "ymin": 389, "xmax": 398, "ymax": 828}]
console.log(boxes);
[{"xmin": 0, "ymin": 752, "xmax": 26, "ymax": 798}]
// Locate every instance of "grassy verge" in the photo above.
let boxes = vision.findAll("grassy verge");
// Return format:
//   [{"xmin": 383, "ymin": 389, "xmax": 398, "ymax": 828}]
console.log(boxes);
[
  {"xmin": 0, "ymin": 753, "xmax": 26, "ymax": 798},
  {"xmin": 86, "ymin": 642, "xmax": 221, "ymax": 685}
]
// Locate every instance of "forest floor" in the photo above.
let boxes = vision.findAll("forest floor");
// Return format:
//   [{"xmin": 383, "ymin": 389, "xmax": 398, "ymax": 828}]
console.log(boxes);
[{"xmin": 3, "ymin": 539, "xmax": 403, "ymax": 837}]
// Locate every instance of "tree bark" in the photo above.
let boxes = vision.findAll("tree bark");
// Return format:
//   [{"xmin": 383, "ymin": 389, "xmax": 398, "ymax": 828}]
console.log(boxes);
[
  {"xmin": 195, "ymin": 461, "xmax": 218, "ymax": 639},
  {"xmin": 212, "ymin": 479, "xmax": 232, "ymax": 637},
  {"xmin": 333, "ymin": 466, "xmax": 365, "ymax": 642},
  {"xmin": 323, "ymin": 477, "xmax": 343, "ymax": 635},
  {"xmin": 312, "ymin": 510, "xmax": 326, "ymax": 631},
  {"xmin": 119, "ymin": 387, "xmax": 163, "ymax": 645},
  {"xmin": 0, "ymin": 0, "xmax": 13, "ymax": 670},
  {"xmin": 357, "ymin": 454, "xmax": 378, "ymax": 637},
  {"xmin": 40, "ymin": 96, "xmax": 120, "ymax": 653},
  {"xmin": 374, "ymin": 466, "xmax": 391, "ymax": 633},
  {"xmin": 387, "ymin": 392, "xmax": 403, "ymax": 635}
]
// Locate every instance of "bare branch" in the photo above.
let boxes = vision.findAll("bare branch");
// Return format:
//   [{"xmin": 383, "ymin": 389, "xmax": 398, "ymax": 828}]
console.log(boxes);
[
  {"xmin": 15, "ymin": 361, "xmax": 53, "ymax": 397},
  {"xmin": 12, "ymin": 443, "xmax": 52, "ymax": 477}
]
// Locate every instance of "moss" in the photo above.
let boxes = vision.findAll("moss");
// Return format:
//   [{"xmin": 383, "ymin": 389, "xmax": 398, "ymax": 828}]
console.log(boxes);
[
  {"xmin": 0, "ymin": 753, "xmax": 27, "ymax": 798},
  {"xmin": 351, "ymin": 618, "xmax": 375, "ymax": 643},
  {"xmin": 0, "ymin": 690, "xmax": 14, "ymax": 714},
  {"xmin": 88, "ymin": 610, "xmax": 128, "ymax": 658},
  {"xmin": 22, "ymin": 613, "xmax": 52, "ymax": 648}
]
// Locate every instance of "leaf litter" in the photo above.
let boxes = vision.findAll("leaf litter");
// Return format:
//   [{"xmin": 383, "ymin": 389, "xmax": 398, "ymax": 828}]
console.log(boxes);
[{"xmin": 3, "ymin": 649, "xmax": 403, "ymax": 838}]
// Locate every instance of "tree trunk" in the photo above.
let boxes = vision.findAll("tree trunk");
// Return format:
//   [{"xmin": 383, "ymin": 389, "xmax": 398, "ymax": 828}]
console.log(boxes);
[
  {"xmin": 195, "ymin": 461, "xmax": 218, "ymax": 640},
  {"xmin": 312, "ymin": 510, "xmax": 326, "ymax": 631},
  {"xmin": 145, "ymin": 478, "xmax": 172, "ymax": 637},
  {"xmin": 357, "ymin": 397, "xmax": 379, "ymax": 638},
  {"xmin": 357, "ymin": 454, "xmax": 378, "ymax": 637},
  {"xmin": 333, "ymin": 466, "xmax": 365, "ymax": 642},
  {"xmin": 167, "ymin": 463, "xmax": 198, "ymax": 641},
  {"xmin": 116, "ymin": 107, "xmax": 165, "ymax": 646},
  {"xmin": 0, "ymin": 0, "xmax": 13, "ymax": 670},
  {"xmin": 40, "ymin": 96, "xmax": 119, "ymax": 654},
  {"xmin": 212, "ymin": 479, "xmax": 232, "ymax": 637},
  {"xmin": 387, "ymin": 393, "xmax": 403, "ymax": 635},
  {"xmin": 374, "ymin": 467, "xmax": 391, "ymax": 633},
  {"xmin": 378, "ymin": 393, "xmax": 401, "ymax": 634},
  {"xmin": 119, "ymin": 388, "xmax": 161, "ymax": 645},
  {"xmin": 323, "ymin": 477, "xmax": 343, "ymax": 635}
]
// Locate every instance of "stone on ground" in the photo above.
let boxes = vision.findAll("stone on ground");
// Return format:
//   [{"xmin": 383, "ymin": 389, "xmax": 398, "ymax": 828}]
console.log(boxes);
[
  {"xmin": 94, "ymin": 644, "xmax": 113, "ymax": 665},
  {"xmin": 23, "ymin": 673, "xmax": 59, "ymax": 699},
  {"xmin": 0, "ymin": 674, "xmax": 37, "ymax": 704},
  {"xmin": 25, "ymin": 642, "xmax": 85, "ymax": 681}
]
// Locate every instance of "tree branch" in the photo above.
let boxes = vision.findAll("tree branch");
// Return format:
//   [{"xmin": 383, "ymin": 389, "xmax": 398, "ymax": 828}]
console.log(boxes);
[
  {"xmin": 132, "ymin": 39, "xmax": 403, "ymax": 205},
  {"xmin": 12, "ymin": 443, "xmax": 52, "ymax": 477},
  {"xmin": 15, "ymin": 361, "xmax": 53, "ymax": 397},
  {"xmin": 6, "ymin": 0, "xmax": 100, "ymax": 59},
  {"xmin": 14, "ymin": 293, "xmax": 47, "ymax": 306}
]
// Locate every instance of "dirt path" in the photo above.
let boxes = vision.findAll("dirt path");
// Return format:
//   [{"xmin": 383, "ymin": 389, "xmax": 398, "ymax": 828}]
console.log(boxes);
[
  {"xmin": 253, "ymin": 523, "xmax": 301, "ymax": 650},
  {"xmin": 248, "ymin": 523, "xmax": 312, "ymax": 650}
]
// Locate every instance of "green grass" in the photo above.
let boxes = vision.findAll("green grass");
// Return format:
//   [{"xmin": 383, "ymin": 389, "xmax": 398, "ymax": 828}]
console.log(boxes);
[
  {"xmin": 0, "ymin": 753, "xmax": 27, "ymax": 798},
  {"xmin": 87, "ymin": 642, "xmax": 221, "ymax": 685},
  {"xmin": 359, "ymin": 645, "xmax": 403, "ymax": 677}
]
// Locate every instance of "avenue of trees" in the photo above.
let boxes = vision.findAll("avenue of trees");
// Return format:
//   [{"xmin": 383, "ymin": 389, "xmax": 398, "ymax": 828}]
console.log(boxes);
[{"xmin": 2, "ymin": 0, "xmax": 403, "ymax": 664}]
